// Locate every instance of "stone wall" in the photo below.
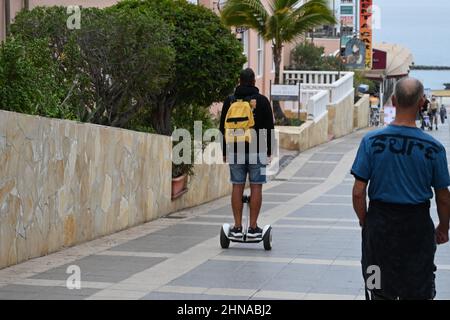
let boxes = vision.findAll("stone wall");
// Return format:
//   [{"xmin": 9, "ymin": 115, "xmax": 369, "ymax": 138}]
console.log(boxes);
[
  {"xmin": 277, "ymin": 111, "xmax": 329, "ymax": 152},
  {"xmin": 327, "ymin": 92, "xmax": 355, "ymax": 139},
  {"xmin": 354, "ymin": 94, "xmax": 370, "ymax": 129},
  {"xmin": 0, "ymin": 110, "xmax": 230, "ymax": 269}
]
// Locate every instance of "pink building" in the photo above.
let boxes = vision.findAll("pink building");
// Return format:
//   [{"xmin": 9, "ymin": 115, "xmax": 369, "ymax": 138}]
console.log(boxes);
[{"xmin": 1, "ymin": 0, "xmax": 279, "ymax": 97}]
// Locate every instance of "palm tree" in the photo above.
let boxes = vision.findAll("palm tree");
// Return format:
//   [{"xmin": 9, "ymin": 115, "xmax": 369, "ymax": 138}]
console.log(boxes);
[{"xmin": 221, "ymin": 0, "xmax": 336, "ymax": 121}]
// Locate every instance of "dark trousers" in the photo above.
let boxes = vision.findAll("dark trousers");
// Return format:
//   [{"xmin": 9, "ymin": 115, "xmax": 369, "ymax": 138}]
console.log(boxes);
[{"xmin": 362, "ymin": 200, "xmax": 437, "ymax": 300}]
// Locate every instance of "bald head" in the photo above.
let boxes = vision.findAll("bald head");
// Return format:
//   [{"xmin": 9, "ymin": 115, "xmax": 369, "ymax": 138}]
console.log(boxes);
[{"xmin": 393, "ymin": 77, "xmax": 424, "ymax": 109}]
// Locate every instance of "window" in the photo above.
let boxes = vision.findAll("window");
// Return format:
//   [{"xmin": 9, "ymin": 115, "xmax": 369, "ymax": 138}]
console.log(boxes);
[
  {"xmin": 242, "ymin": 30, "xmax": 249, "ymax": 68},
  {"xmin": 257, "ymin": 34, "xmax": 264, "ymax": 77}
]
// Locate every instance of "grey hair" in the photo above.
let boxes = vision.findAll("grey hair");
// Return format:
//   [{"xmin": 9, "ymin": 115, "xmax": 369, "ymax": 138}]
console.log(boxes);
[{"xmin": 394, "ymin": 77, "xmax": 424, "ymax": 108}]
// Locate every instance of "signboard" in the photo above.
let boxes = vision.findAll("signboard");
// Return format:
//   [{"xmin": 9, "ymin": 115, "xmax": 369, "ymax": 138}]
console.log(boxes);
[
  {"xmin": 341, "ymin": 5, "xmax": 353, "ymax": 15},
  {"xmin": 343, "ymin": 38, "xmax": 366, "ymax": 69},
  {"xmin": 372, "ymin": 49, "xmax": 387, "ymax": 70},
  {"xmin": 270, "ymin": 84, "xmax": 300, "ymax": 101},
  {"xmin": 383, "ymin": 106, "xmax": 396, "ymax": 125},
  {"xmin": 341, "ymin": 16, "xmax": 354, "ymax": 27},
  {"xmin": 360, "ymin": 0, "xmax": 373, "ymax": 69}
]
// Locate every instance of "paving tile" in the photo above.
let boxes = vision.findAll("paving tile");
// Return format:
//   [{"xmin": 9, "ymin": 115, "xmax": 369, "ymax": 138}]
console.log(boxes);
[
  {"xmin": 168, "ymin": 261, "xmax": 286, "ymax": 290},
  {"xmin": 0, "ymin": 285, "xmax": 98, "ymax": 300},
  {"xmin": 141, "ymin": 292, "xmax": 248, "ymax": 300},
  {"xmin": 109, "ymin": 234, "xmax": 207, "ymax": 254},
  {"xmin": 265, "ymin": 183, "xmax": 319, "ymax": 195},
  {"xmin": 31, "ymin": 255, "xmax": 166, "ymax": 283},
  {"xmin": 311, "ymin": 196, "xmax": 352, "ymax": 204},
  {"xmin": 293, "ymin": 163, "xmax": 336, "ymax": 179},
  {"xmin": 152, "ymin": 224, "xmax": 219, "ymax": 238},
  {"xmin": 309, "ymin": 153, "xmax": 344, "ymax": 162},
  {"xmin": 262, "ymin": 194, "xmax": 297, "ymax": 202}
]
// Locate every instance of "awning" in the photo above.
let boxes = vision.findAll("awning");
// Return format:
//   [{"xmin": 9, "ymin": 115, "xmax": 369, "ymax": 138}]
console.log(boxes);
[
  {"xmin": 365, "ymin": 42, "xmax": 414, "ymax": 80},
  {"xmin": 432, "ymin": 90, "xmax": 450, "ymax": 97}
]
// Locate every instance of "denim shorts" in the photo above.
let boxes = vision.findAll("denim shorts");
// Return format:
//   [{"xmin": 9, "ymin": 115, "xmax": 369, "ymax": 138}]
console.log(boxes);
[{"xmin": 228, "ymin": 153, "xmax": 267, "ymax": 185}]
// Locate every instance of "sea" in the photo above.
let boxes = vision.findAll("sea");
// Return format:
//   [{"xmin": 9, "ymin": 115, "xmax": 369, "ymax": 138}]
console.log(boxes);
[{"xmin": 374, "ymin": 0, "xmax": 450, "ymax": 90}]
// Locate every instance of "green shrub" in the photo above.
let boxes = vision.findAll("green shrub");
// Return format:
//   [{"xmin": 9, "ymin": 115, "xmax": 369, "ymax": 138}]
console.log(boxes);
[
  {"xmin": 113, "ymin": 0, "xmax": 246, "ymax": 135},
  {"xmin": 289, "ymin": 42, "xmax": 342, "ymax": 72},
  {"xmin": 0, "ymin": 37, "xmax": 75, "ymax": 119}
]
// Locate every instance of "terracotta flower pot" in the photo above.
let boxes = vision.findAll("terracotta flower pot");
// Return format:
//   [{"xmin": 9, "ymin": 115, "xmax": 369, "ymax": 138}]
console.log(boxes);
[{"xmin": 171, "ymin": 174, "xmax": 188, "ymax": 200}]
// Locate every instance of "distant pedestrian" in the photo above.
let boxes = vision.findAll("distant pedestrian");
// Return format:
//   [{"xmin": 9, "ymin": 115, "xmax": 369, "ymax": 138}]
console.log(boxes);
[
  {"xmin": 440, "ymin": 104, "xmax": 447, "ymax": 124},
  {"xmin": 420, "ymin": 95, "xmax": 430, "ymax": 130},
  {"xmin": 429, "ymin": 97, "xmax": 439, "ymax": 130},
  {"xmin": 351, "ymin": 78, "xmax": 450, "ymax": 300}
]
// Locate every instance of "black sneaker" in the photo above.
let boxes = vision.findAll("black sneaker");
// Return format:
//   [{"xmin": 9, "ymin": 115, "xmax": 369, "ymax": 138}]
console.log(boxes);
[
  {"xmin": 229, "ymin": 226, "xmax": 243, "ymax": 238},
  {"xmin": 247, "ymin": 226, "xmax": 263, "ymax": 238}
]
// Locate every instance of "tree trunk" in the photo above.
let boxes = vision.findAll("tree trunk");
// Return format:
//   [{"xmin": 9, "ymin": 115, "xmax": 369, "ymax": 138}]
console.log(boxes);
[
  {"xmin": 152, "ymin": 97, "xmax": 173, "ymax": 136},
  {"xmin": 5, "ymin": 0, "xmax": 11, "ymax": 36},
  {"xmin": 272, "ymin": 45, "xmax": 289, "ymax": 124}
]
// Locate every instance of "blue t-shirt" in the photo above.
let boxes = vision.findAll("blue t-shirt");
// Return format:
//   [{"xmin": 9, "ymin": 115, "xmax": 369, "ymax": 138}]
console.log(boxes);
[{"xmin": 351, "ymin": 124, "xmax": 450, "ymax": 204}]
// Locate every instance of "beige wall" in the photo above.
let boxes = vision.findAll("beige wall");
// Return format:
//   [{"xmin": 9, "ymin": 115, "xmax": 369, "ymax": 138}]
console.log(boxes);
[
  {"xmin": 277, "ymin": 111, "xmax": 329, "ymax": 152},
  {"xmin": 0, "ymin": 110, "xmax": 231, "ymax": 269},
  {"xmin": 327, "ymin": 92, "xmax": 356, "ymax": 139},
  {"xmin": 354, "ymin": 94, "xmax": 370, "ymax": 129}
]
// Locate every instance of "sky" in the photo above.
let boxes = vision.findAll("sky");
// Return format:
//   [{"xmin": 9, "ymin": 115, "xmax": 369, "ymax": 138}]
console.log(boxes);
[{"xmin": 373, "ymin": 0, "xmax": 450, "ymax": 66}]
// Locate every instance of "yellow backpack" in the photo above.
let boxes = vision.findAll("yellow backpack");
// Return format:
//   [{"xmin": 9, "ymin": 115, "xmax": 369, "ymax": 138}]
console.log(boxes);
[{"xmin": 224, "ymin": 96, "xmax": 255, "ymax": 144}]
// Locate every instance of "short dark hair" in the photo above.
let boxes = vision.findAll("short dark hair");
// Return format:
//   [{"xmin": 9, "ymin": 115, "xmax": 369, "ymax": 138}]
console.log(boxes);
[
  {"xmin": 240, "ymin": 68, "xmax": 255, "ymax": 86},
  {"xmin": 394, "ymin": 78, "xmax": 424, "ymax": 108}
]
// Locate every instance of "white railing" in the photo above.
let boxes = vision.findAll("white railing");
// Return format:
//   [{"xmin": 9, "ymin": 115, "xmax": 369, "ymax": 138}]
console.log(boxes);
[
  {"xmin": 283, "ymin": 70, "xmax": 344, "ymax": 85},
  {"xmin": 301, "ymin": 89, "xmax": 322, "ymax": 105},
  {"xmin": 283, "ymin": 70, "xmax": 354, "ymax": 105},
  {"xmin": 328, "ymin": 72, "xmax": 354, "ymax": 105},
  {"xmin": 307, "ymin": 90, "xmax": 329, "ymax": 121}
]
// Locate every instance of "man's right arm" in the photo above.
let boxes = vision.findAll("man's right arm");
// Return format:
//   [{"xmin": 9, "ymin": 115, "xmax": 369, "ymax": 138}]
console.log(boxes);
[
  {"xmin": 353, "ymin": 179, "xmax": 368, "ymax": 227},
  {"xmin": 435, "ymin": 188, "xmax": 450, "ymax": 244}
]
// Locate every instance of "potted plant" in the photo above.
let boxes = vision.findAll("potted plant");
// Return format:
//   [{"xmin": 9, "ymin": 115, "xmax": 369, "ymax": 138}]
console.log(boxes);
[{"xmin": 171, "ymin": 161, "xmax": 194, "ymax": 200}]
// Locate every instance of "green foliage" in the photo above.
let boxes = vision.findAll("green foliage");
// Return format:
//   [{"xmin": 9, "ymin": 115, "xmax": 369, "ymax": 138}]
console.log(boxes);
[
  {"xmin": 11, "ymin": 6, "xmax": 79, "ymax": 87},
  {"xmin": 289, "ymin": 42, "xmax": 341, "ymax": 71},
  {"xmin": 354, "ymin": 70, "xmax": 377, "ymax": 99},
  {"xmin": 113, "ymin": 0, "xmax": 246, "ymax": 134},
  {"xmin": 9, "ymin": 5, "xmax": 175, "ymax": 129},
  {"xmin": 70, "ymin": 8, "xmax": 175, "ymax": 127},
  {"xmin": 4, "ymin": 1, "xmax": 239, "ymax": 138},
  {"xmin": 171, "ymin": 104, "xmax": 216, "ymax": 178},
  {"xmin": 0, "ymin": 37, "xmax": 75, "ymax": 119}
]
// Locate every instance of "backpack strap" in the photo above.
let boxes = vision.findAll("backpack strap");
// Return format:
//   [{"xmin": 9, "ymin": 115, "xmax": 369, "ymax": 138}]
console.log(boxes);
[{"xmin": 229, "ymin": 95, "xmax": 237, "ymax": 104}]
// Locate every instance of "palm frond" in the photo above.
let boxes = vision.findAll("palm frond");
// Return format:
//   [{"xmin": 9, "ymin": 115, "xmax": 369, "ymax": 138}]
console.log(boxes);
[{"xmin": 221, "ymin": 0, "xmax": 269, "ymax": 35}]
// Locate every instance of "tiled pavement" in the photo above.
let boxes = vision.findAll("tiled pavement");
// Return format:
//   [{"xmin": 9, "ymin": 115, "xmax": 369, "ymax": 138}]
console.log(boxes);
[{"xmin": 1, "ymin": 121, "xmax": 450, "ymax": 300}]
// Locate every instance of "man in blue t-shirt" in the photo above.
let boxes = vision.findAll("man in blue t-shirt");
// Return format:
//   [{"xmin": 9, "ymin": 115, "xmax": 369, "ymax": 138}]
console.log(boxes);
[{"xmin": 351, "ymin": 78, "xmax": 450, "ymax": 300}]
